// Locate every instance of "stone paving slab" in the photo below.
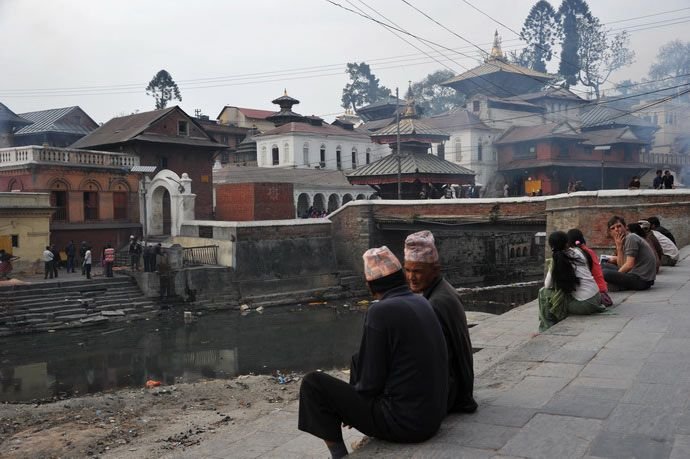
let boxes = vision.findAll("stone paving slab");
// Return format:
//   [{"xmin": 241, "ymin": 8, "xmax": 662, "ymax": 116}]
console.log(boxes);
[{"xmin": 171, "ymin": 246, "xmax": 690, "ymax": 458}]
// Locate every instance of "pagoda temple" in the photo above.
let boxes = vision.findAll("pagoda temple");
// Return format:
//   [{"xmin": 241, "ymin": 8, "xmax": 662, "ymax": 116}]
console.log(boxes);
[
  {"xmin": 347, "ymin": 92, "xmax": 475, "ymax": 199},
  {"xmin": 441, "ymin": 31, "xmax": 554, "ymax": 98},
  {"xmin": 265, "ymin": 90, "xmax": 305, "ymax": 126}
]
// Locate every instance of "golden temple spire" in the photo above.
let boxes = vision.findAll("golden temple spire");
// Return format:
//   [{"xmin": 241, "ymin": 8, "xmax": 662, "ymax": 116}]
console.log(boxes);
[
  {"xmin": 403, "ymin": 81, "xmax": 417, "ymax": 118},
  {"xmin": 489, "ymin": 30, "xmax": 504, "ymax": 61}
]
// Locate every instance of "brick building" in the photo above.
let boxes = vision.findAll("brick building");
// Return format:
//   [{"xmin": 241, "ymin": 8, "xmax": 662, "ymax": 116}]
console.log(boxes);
[{"xmin": 71, "ymin": 106, "xmax": 226, "ymax": 224}]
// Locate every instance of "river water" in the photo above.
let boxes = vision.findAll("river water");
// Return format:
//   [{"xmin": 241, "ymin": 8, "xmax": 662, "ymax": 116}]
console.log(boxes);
[{"xmin": 0, "ymin": 284, "xmax": 540, "ymax": 403}]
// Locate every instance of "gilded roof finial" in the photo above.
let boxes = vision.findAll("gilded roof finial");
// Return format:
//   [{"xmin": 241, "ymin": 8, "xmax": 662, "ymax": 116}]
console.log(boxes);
[
  {"xmin": 403, "ymin": 81, "xmax": 416, "ymax": 118},
  {"xmin": 489, "ymin": 30, "xmax": 504, "ymax": 61},
  {"xmin": 283, "ymin": 88, "xmax": 288, "ymax": 96}
]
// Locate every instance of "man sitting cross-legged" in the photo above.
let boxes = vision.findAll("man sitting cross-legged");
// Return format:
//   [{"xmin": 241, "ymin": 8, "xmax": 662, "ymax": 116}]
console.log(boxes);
[{"xmin": 602, "ymin": 215, "xmax": 656, "ymax": 291}]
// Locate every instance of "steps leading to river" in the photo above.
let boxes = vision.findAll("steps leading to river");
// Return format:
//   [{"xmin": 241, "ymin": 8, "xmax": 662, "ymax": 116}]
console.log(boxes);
[{"xmin": 0, "ymin": 276, "xmax": 159, "ymax": 335}]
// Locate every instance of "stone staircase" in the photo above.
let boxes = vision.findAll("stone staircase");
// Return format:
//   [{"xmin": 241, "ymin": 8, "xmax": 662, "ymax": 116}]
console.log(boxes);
[{"xmin": 0, "ymin": 277, "xmax": 159, "ymax": 335}]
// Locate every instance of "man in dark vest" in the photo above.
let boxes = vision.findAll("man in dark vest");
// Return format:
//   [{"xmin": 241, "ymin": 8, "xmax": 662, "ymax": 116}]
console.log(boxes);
[
  {"xmin": 404, "ymin": 230, "xmax": 478, "ymax": 414},
  {"xmin": 298, "ymin": 246, "xmax": 448, "ymax": 458}
]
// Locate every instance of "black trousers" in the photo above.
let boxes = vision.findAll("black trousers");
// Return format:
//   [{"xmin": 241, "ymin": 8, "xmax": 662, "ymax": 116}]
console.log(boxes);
[
  {"xmin": 298, "ymin": 371, "xmax": 394, "ymax": 443},
  {"xmin": 602, "ymin": 264, "xmax": 653, "ymax": 291}
]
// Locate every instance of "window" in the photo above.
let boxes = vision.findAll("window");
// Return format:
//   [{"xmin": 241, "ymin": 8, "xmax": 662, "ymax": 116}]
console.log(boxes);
[
  {"xmin": 178, "ymin": 120, "xmax": 189, "ymax": 136},
  {"xmin": 351, "ymin": 147, "xmax": 357, "ymax": 169},
  {"xmin": 320, "ymin": 145, "xmax": 326, "ymax": 168},
  {"xmin": 558, "ymin": 142, "xmax": 569, "ymax": 158},
  {"xmin": 113, "ymin": 192, "xmax": 128, "ymax": 220},
  {"xmin": 472, "ymin": 100, "xmax": 480, "ymax": 112},
  {"xmin": 272, "ymin": 145, "xmax": 279, "ymax": 165},
  {"xmin": 366, "ymin": 148, "xmax": 371, "ymax": 165},
  {"xmin": 83, "ymin": 191, "xmax": 98, "ymax": 221},
  {"xmin": 158, "ymin": 156, "xmax": 168, "ymax": 169},
  {"xmin": 51, "ymin": 190, "xmax": 67, "ymax": 221},
  {"xmin": 284, "ymin": 142, "xmax": 290, "ymax": 163},
  {"xmin": 336, "ymin": 146, "xmax": 342, "ymax": 170},
  {"xmin": 477, "ymin": 143, "xmax": 483, "ymax": 161},
  {"xmin": 11, "ymin": 235, "xmax": 18, "ymax": 248},
  {"xmin": 437, "ymin": 143, "xmax": 445, "ymax": 160},
  {"xmin": 454, "ymin": 138, "xmax": 462, "ymax": 162},
  {"xmin": 516, "ymin": 144, "xmax": 537, "ymax": 159},
  {"xmin": 303, "ymin": 143, "xmax": 309, "ymax": 165}
]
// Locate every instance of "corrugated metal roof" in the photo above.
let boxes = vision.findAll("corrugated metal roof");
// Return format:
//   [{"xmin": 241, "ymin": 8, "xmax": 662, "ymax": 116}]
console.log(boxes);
[
  {"xmin": 347, "ymin": 152, "xmax": 475, "ymax": 178},
  {"xmin": 426, "ymin": 109, "xmax": 491, "ymax": 131},
  {"xmin": 0, "ymin": 102, "xmax": 31, "ymax": 127},
  {"xmin": 257, "ymin": 121, "xmax": 371, "ymax": 140},
  {"xmin": 494, "ymin": 122, "xmax": 583, "ymax": 144},
  {"xmin": 371, "ymin": 117, "xmax": 449, "ymax": 139},
  {"xmin": 581, "ymin": 127, "xmax": 647, "ymax": 146},
  {"xmin": 16, "ymin": 106, "xmax": 97, "ymax": 135},
  {"xmin": 579, "ymin": 105, "xmax": 657, "ymax": 129},
  {"xmin": 506, "ymin": 87, "xmax": 586, "ymax": 103},
  {"xmin": 442, "ymin": 59, "xmax": 553, "ymax": 86}
]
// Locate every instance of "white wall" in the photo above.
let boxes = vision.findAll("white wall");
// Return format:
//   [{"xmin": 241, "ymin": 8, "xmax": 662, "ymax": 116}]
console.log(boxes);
[{"xmin": 256, "ymin": 133, "xmax": 390, "ymax": 171}]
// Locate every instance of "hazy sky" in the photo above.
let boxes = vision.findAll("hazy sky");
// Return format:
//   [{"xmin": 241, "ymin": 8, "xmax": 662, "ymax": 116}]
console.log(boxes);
[{"xmin": 1, "ymin": 0, "xmax": 687, "ymax": 123}]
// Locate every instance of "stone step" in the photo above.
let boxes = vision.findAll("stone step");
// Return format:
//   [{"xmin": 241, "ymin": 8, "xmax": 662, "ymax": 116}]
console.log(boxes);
[{"xmin": 241, "ymin": 286, "xmax": 345, "ymax": 308}]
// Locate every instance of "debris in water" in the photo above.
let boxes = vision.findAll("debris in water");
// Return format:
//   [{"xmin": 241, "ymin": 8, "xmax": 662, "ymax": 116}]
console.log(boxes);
[
  {"xmin": 356, "ymin": 300, "xmax": 370, "ymax": 306},
  {"xmin": 256, "ymin": 306, "xmax": 264, "ymax": 313},
  {"xmin": 145, "ymin": 380, "xmax": 161, "ymax": 389},
  {"xmin": 239, "ymin": 304, "xmax": 250, "ymax": 311},
  {"xmin": 308, "ymin": 301, "xmax": 327, "ymax": 305}
]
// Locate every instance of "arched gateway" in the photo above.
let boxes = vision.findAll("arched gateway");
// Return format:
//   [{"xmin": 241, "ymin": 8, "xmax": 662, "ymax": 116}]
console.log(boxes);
[{"xmin": 144, "ymin": 170, "xmax": 195, "ymax": 237}]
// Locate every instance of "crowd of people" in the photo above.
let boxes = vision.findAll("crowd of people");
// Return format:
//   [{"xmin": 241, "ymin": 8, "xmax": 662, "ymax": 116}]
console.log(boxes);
[
  {"xmin": 298, "ymin": 231, "xmax": 476, "ymax": 458},
  {"xmin": 538, "ymin": 215, "xmax": 678, "ymax": 331}
]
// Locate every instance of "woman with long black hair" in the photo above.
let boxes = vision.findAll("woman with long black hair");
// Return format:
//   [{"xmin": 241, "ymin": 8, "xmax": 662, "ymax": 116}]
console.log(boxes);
[
  {"xmin": 538, "ymin": 231, "xmax": 605, "ymax": 331},
  {"xmin": 567, "ymin": 229, "xmax": 613, "ymax": 307}
]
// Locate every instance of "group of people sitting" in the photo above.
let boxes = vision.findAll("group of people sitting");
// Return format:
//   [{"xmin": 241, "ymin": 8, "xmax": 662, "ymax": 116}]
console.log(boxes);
[
  {"xmin": 539, "ymin": 215, "xmax": 678, "ymax": 331},
  {"xmin": 298, "ymin": 231, "xmax": 476, "ymax": 458}
]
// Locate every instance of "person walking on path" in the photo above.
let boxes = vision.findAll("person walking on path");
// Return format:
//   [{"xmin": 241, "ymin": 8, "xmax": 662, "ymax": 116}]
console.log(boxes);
[
  {"xmin": 83, "ymin": 246, "xmax": 92, "ymax": 279},
  {"xmin": 65, "ymin": 241, "xmax": 76, "ymax": 273},
  {"xmin": 79, "ymin": 241, "xmax": 88, "ymax": 276},
  {"xmin": 538, "ymin": 231, "xmax": 605, "ymax": 331},
  {"xmin": 567, "ymin": 229, "xmax": 613, "ymax": 306},
  {"xmin": 601, "ymin": 216, "xmax": 657, "ymax": 291},
  {"xmin": 129, "ymin": 236, "xmax": 141, "ymax": 271},
  {"xmin": 298, "ymin": 246, "xmax": 448, "ymax": 459},
  {"xmin": 51, "ymin": 245, "xmax": 60, "ymax": 278},
  {"xmin": 43, "ymin": 246, "xmax": 54, "ymax": 279},
  {"xmin": 403, "ymin": 230, "xmax": 477, "ymax": 414},
  {"xmin": 103, "ymin": 243, "xmax": 115, "ymax": 277}
]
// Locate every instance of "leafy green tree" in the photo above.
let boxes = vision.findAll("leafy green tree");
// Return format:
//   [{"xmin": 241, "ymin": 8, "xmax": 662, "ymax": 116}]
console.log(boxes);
[
  {"xmin": 508, "ymin": 48, "xmax": 535, "ymax": 69},
  {"xmin": 146, "ymin": 69, "xmax": 182, "ymax": 110},
  {"xmin": 649, "ymin": 40, "xmax": 690, "ymax": 82},
  {"xmin": 520, "ymin": 0, "xmax": 560, "ymax": 73},
  {"xmin": 341, "ymin": 62, "xmax": 391, "ymax": 111},
  {"xmin": 577, "ymin": 18, "xmax": 634, "ymax": 99},
  {"xmin": 410, "ymin": 69, "xmax": 465, "ymax": 116},
  {"xmin": 557, "ymin": 0, "xmax": 592, "ymax": 88}
]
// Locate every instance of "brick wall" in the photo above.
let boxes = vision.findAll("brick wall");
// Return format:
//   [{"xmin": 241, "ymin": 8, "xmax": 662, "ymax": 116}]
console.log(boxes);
[
  {"xmin": 215, "ymin": 183, "xmax": 294, "ymax": 221},
  {"xmin": 546, "ymin": 190, "xmax": 690, "ymax": 252}
]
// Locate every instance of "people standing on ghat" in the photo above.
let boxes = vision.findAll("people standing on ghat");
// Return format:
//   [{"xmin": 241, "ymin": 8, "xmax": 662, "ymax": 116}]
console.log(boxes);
[
  {"xmin": 152, "ymin": 243, "xmax": 162, "ymax": 272},
  {"xmin": 640, "ymin": 220, "xmax": 680, "ymax": 266},
  {"xmin": 43, "ymin": 246, "xmax": 54, "ymax": 280},
  {"xmin": 662, "ymin": 170, "xmax": 675, "ymax": 189},
  {"xmin": 129, "ymin": 235, "xmax": 141, "ymax": 271},
  {"xmin": 51, "ymin": 245, "xmax": 60, "ymax": 278},
  {"xmin": 298, "ymin": 246, "xmax": 448, "ymax": 459},
  {"xmin": 601, "ymin": 216, "xmax": 656, "ymax": 291},
  {"xmin": 653, "ymin": 170, "xmax": 664, "ymax": 189},
  {"xmin": 538, "ymin": 231, "xmax": 605, "ymax": 332},
  {"xmin": 143, "ymin": 244, "xmax": 153, "ymax": 272},
  {"xmin": 103, "ymin": 243, "xmax": 115, "ymax": 277},
  {"xmin": 65, "ymin": 240, "xmax": 76, "ymax": 273},
  {"xmin": 647, "ymin": 216, "xmax": 676, "ymax": 245},
  {"xmin": 83, "ymin": 245, "xmax": 92, "ymax": 279},
  {"xmin": 403, "ymin": 230, "xmax": 477, "ymax": 414},
  {"xmin": 79, "ymin": 241, "xmax": 88, "ymax": 276},
  {"xmin": 628, "ymin": 176, "xmax": 641, "ymax": 189},
  {"xmin": 567, "ymin": 229, "xmax": 613, "ymax": 307}
]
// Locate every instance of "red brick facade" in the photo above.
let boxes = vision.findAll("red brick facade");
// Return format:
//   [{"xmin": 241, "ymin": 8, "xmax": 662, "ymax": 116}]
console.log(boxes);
[{"xmin": 215, "ymin": 183, "xmax": 295, "ymax": 221}]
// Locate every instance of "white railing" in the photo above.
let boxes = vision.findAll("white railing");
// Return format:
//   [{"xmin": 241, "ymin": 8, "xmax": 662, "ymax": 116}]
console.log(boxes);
[
  {"xmin": 0, "ymin": 145, "xmax": 140, "ymax": 169},
  {"xmin": 640, "ymin": 152, "xmax": 690, "ymax": 167}
]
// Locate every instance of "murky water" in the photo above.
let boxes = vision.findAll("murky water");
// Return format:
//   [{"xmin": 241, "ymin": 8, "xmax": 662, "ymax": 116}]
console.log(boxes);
[{"xmin": 0, "ymin": 285, "xmax": 540, "ymax": 403}]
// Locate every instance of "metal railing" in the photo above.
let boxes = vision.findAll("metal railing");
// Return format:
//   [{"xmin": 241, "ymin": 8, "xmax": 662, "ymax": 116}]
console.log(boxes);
[
  {"xmin": 640, "ymin": 152, "xmax": 690, "ymax": 166},
  {"xmin": 183, "ymin": 245, "xmax": 218, "ymax": 266}
]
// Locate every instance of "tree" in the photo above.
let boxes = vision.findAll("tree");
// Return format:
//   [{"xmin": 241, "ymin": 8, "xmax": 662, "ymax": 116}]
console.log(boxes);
[
  {"xmin": 557, "ymin": 0, "xmax": 592, "ymax": 88},
  {"xmin": 520, "ymin": 0, "xmax": 560, "ymax": 73},
  {"xmin": 649, "ymin": 40, "xmax": 690, "ymax": 83},
  {"xmin": 341, "ymin": 62, "xmax": 391, "ymax": 111},
  {"xmin": 146, "ymin": 69, "xmax": 182, "ymax": 110},
  {"xmin": 410, "ymin": 69, "xmax": 465, "ymax": 116},
  {"xmin": 577, "ymin": 18, "xmax": 634, "ymax": 99},
  {"xmin": 508, "ymin": 48, "xmax": 536, "ymax": 69}
]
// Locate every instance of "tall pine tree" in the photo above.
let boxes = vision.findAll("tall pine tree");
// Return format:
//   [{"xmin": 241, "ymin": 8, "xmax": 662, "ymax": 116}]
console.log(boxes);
[
  {"xmin": 557, "ymin": 0, "xmax": 592, "ymax": 87},
  {"xmin": 520, "ymin": 1, "xmax": 559, "ymax": 73}
]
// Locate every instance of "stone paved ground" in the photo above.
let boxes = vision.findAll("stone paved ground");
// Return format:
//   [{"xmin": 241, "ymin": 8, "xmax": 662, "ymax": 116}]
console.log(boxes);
[{"xmin": 153, "ymin": 247, "xmax": 690, "ymax": 458}]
